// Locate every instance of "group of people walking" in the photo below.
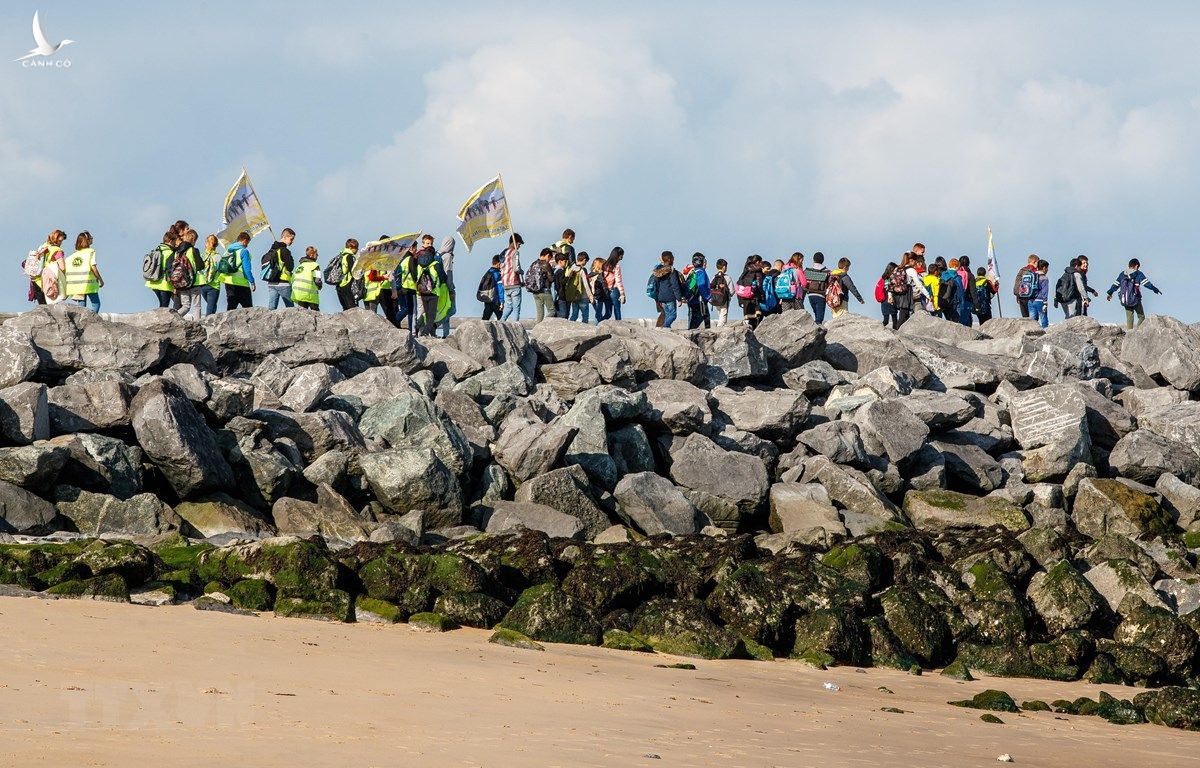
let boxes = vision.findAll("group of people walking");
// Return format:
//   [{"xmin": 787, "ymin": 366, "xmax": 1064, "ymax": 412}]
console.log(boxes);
[{"xmin": 22, "ymin": 225, "xmax": 1164, "ymax": 333}]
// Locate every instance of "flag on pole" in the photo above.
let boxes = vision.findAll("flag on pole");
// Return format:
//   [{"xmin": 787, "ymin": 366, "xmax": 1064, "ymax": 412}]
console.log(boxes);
[
  {"xmin": 216, "ymin": 169, "xmax": 272, "ymax": 245},
  {"xmin": 986, "ymin": 226, "xmax": 1000, "ymax": 282},
  {"xmin": 455, "ymin": 176, "xmax": 511, "ymax": 252},
  {"xmin": 354, "ymin": 232, "xmax": 423, "ymax": 274}
]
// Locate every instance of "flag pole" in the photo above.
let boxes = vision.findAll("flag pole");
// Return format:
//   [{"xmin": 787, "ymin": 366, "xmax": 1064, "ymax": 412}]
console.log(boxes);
[
  {"xmin": 244, "ymin": 167, "xmax": 276, "ymax": 243},
  {"xmin": 989, "ymin": 226, "xmax": 1004, "ymax": 318},
  {"xmin": 498, "ymin": 171, "xmax": 515, "ymax": 255}
]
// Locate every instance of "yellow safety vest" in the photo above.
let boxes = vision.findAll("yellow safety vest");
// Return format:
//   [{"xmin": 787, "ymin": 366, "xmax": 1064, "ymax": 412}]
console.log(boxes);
[
  {"xmin": 271, "ymin": 246, "xmax": 293, "ymax": 282},
  {"xmin": 33, "ymin": 243, "xmax": 62, "ymax": 288},
  {"xmin": 338, "ymin": 249, "xmax": 355, "ymax": 288},
  {"xmin": 221, "ymin": 246, "xmax": 251, "ymax": 288},
  {"xmin": 202, "ymin": 249, "xmax": 223, "ymax": 288},
  {"xmin": 291, "ymin": 260, "xmax": 321, "ymax": 304},
  {"xmin": 364, "ymin": 271, "xmax": 388, "ymax": 302},
  {"xmin": 145, "ymin": 244, "xmax": 174, "ymax": 292},
  {"xmin": 64, "ymin": 248, "xmax": 99, "ymax": 296},
  {"xmin": 397, "ymin": 255, "xmax": 416, "ymax": 291}
]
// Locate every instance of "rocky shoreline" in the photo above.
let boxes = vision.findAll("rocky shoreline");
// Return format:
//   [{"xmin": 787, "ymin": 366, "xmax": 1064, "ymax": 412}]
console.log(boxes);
[{"xmin": 0, "ymin": 304, "xmax": 1197, "ymax": 731}]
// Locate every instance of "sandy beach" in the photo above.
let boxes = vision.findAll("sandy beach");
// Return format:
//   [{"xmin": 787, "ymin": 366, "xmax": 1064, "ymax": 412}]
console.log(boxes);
[{"xmin": 0, "ymin": 597, "xmax": 1191, "ymax": 767}]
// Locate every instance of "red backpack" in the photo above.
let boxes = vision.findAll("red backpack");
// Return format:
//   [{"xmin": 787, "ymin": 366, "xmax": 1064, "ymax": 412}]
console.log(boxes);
[{"xmin": 874, "ymin": 278, "xmax": 886, "ymax": 303}]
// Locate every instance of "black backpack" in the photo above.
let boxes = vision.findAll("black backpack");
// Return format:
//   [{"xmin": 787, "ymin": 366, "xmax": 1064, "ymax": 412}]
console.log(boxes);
[
  {"xmin": 477, "ymin": 269, "xmax": 497, "ymax": 304},
  {"xmin": 938, "ymin": 276, "xmax": 959, "ymax": 309},
  {"xmin": 1055, "ymin": 271, "xmax": 1079, "ymax": 305}
]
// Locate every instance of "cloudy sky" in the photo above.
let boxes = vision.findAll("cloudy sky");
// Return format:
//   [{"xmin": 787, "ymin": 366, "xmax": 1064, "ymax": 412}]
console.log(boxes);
[{"xmin": 2, "ymin": 1, "xmax": 1197, "ymax": 322}]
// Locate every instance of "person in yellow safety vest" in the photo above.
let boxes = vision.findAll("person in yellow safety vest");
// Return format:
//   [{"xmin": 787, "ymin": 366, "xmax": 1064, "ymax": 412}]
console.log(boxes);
[
  {"xmin": 146, "ymin": 229, "xmax": 179, "ymax": 308},
  {"xmin": 221, "ymin": 231, "xmax": 256, "ymax": 310},
  {"xmin": 63, "ymin": 231, "xmax": 104, "ymax": 313},
  {"xmin": 291, "ymin": 246, "xmax": 323, "ymax": 311},
  {"xmin": 28, "ymin": 229, "xmax": 67, "ymax": 305},
  {"xmin": 200, "ymin": 234, "xmax": 224, "ymax": 316},
  {"xmin": 412, "ymin": 240, "xmax": 451, "ymax": 337},
  {"xmin": 391, "ymin": 239, "xmax": 423, "ymax": 332},
  {"xmin": 262, "ymin": 227, "xmax": 296, "ymax": 309},
  {"xmin": 363, "ymin": 264, "xmax": 391, "ymax": 314},
  {"xmin": 336, "ymin": 238, "xmax": 359, "ymax": 311},
  {"xmin": 176, "ymin": 229, "xmax": 206, "ymax": 321}
]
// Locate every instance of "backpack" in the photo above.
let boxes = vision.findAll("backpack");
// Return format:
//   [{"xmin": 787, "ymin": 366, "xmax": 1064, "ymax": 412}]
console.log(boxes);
[
  {"xmin": 734, "ymin": 271, "xmax": 756, "ymax": 300},
  {"xmin": 874, "ymin": 278, "xmax": 886, "ymax": 303},
  {"xmin": 759, "ymin": 273, "xmax": 779, "ymax": 312},
  {"xmin": 1016, "ymin": 269, "xmax": 1039, "ymax": 299},
  {"xmin": 710, "ymin": 274, "xmax": 730, "ymax": 307},
  {"xmin": 416, "ymin": 255, "xmax": 437, "ymax": 296},
  {"xmin": 523, "ymin": 260, "xmax": 549, "ymax": 293},
  {"xmin": 323, "ymin": 254, "xmax": 345, "ymax": 285},
  {"xmin": 142, "ymin": 247, "xmax": 165, "ymax": 282},
  {"xmin": 1055, "ymin": 271, "xmax": 1079, "ymax": 305},
  {"xmin": 774, "ymin": 268, "xmax": 797, "ymax": 300},
  {"xmin": 23, "ymin": 247, "xmax": 46, "ymax": 279},
  {"xmin": 889, "ymin": 267, "xmax": 909, "ymax": 296},
  {"xmin": 803, "ymin": 267, "xmax": 829, "ymax": 293},
  {"xmin": 938, "ymin": 277, "xmax": 958, "ymax": 309},
  {"xmin": 645, "ymin": 272, "xmax": 657, "ymax": 300},
  {"xmin": 41, "ymin": 264, "xmax": 61, "ymax": 301},
  {"xmin": 477, "ymin": 269, "xmax": 497, "ymax": 304},
  {"xmin": 168, "ymin": 248, "xmax": 197, "ymax": 290},
  {"xmin": 592, "ymin": 271, "xmax": 610, "ymax": 301},
  {"xmin": 1117, "ymin": 272, "xmax": 1142, "ymax": 309},
  {"xmin": 826, "ymin": 274, "xmax": 844, "ymax": 309},
  {"xmin": 350, "ymin": 274, "xmax": 365, "ymax": 302},
  {"xmin": 972, "ymin": 281, "xmax": 990, "ymax": 314}
]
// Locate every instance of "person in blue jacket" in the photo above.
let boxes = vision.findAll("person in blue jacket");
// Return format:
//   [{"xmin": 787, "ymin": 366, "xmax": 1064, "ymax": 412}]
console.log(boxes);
[
  {"xmin": 684, "ymin": 252, "xmax": 712, "ymax": 329},
  {"xmin": 480, "ymin": 254, "xmax": 504, "ymax": 320},
  {"xmin": 222, "ymin": 231, "xmax": 257, "ymax": 310},
  {"xmin": 1106, "ymin": 258, "xmax": 1162, "ymax": 328},
  {"xmin": 1028, "ymin": 259, "xmax": 1051, "ymax": 328}
]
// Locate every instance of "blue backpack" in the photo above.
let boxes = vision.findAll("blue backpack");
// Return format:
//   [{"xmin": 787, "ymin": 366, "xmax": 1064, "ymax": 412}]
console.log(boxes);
[
  {"xmin": 759, "ymin": 272, "xmax": 779, "ymax": 312},
  {"xmin": 774, "ymin": 268, "xmax": 797, "ymax": 300}
]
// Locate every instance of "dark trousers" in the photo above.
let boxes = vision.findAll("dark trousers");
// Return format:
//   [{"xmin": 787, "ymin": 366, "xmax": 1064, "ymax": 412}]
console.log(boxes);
[
  {"xmin": 393, "ymin": 291, "xmax": 414, "ymax": 331},
  {"xmin": 555, "ymin": 299, "xmax": 569, "ymax": 319},
  {"xmin": 808, "ymin": 295, "xmax": 827, "ymax": 323},
  {"xmin": 226, "ymin": 284, "xmax": 253, "ymax": 310},
  {"xmin": 32, "ymin": 283, "xmax": 46, "ymax": 305},
  {"xmin": 379, "ymin": 291, "xmax": 398, "ymax": 325},
  {"xmin": 895, "ymin": 307, "xmax": 911, "ymax": 329},
  {"xmin": 482, "ymin": 302, "xmax": 502, "ymax": 320},
  {"xmin": 880, "ymin": 301, "xmax": 897, "ymax": 326},
  {"xmin": 153, "ymin": 289, "xmax": 173, "ymax": 308},
  {"xmin": 687, "ymin": 301, "xmax": 709, "ymax": 330},
  {"xmin": 740, "ymin": 301, "xmax": 761, "ymax": 330},
  {"xmin": 958, "ymin": 302, "xmax": 973, "ymax": 327},
  {"xmin": 337, "ymin": 285, "xmax": 357, "ymax": 310},
  {"xmin": 415, "ymin": 294, "xmax": 438, "ymax": 336},
  {"xmin": 296, "ymin": 301, "xmax": 319, "ymax": 311},
  {"xmin": 1017, "ymin": 297, "xmax": 1030, "ymax": 318}
]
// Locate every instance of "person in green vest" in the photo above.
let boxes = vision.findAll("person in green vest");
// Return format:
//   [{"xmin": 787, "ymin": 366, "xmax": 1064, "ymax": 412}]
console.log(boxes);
[
  {"xmin": 221, "ymin": 231, "xmax": 256, "ymax": 310},
  {"xmin": 335, "ymin": 238, "xmax": 359, "ymax": 311},
  {"xmin": 412, "ymin": 239, "xmax": 450, "ymax": 337},
  {"xmin": 175, "ymin": 228, "xmax": 205, "ymax": 320},
  {"xmin": 28, "ymin": 229, "xmax": 67, "ymax": 305},
  {"xmin": 200, "ymin": 234, "xmax": 224, "ymax": 316},
  {"xmin": 291, "ymin": 246, "xmax": 323, "ymax": 311},
  {"xmin": 63, "ymin": 231, "xmax": 104, "ymax": 312},
  {"xmin": 146, "ymin": 229, "xmax": 178, "ymax": 308}
]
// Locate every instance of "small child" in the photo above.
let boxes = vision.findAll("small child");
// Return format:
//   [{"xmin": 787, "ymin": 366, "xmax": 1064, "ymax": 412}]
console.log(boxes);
[
  {"xmin": 709, "ymin": 258, "xmax": 730, "ymax": 326},
  {"xmin": 973, "ymin": 267, "xmax": 996, "ymax": 325},
  {"xmin": 552, "ymin": 253, "xmax": 569, "ymax": 318}
]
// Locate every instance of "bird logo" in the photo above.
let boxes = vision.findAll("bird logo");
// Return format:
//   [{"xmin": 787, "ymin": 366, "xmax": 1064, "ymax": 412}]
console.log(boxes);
[{"xmin": 15, "ymin": 11, "xmax": 74, "ymax": 62}]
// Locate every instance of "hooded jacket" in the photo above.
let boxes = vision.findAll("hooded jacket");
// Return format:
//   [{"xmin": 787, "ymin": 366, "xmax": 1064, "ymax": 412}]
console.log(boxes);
[{"xmin": 437, "ymin": 236, "xmax": 456, "ymax": 293}]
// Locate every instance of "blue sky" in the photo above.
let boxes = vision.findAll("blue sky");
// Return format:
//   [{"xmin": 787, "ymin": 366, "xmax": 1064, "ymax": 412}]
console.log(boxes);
[{"xmin": 2, "ymin": 1, "xmax": 1198, "ymax": 322}]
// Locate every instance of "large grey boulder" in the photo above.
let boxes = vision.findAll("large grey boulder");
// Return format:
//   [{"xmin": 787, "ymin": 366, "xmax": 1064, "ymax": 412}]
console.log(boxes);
[
  {"xmin": 1120, "ymin": 315, "xmax": 1200, "ymax": 392},
  {"xmin": 160, "ymin": 363, "xmax": 211, "ymax": 403},
  {"xmin": 798, "ymin": 421, "xmax": 869, "ymax": 466},
  {"xmin": 752, "ymin": 310, "xmax": 825, "ymax": 374},
  {"xmin": 899, "ymin": 390, "xmax": 977, "ymax": 430},
  {"xmin": 493, "ymin": 418, "xmax": 577, "ymax": 483},
  {"xmin": 529, "ymin": 319, "xmax": 609, "ymax": 363},
  {"xmin": 0, "ymin": 480, "xmax": 58, "ymax": 534},
  {"xmin": 272, "ymin": 484, "xmax": 373, "ymax": 542},
  {"xmin": 359, "ymin": 392, "xmax": 471, "ymax": 477},
  {"xmin": 174, "ymin": 493, "xmax": 275, "ymax": 538},
  {"xmin": 559, "ymin": 390, "xmax": 618, "ymax": 490},
  {"xmin": 447, "ymin": 319, "xmax": 537, "ymax": 378},
  {"xmin": 1027, "ymin": 562, "xmax": 1107, "ymax": 636},
  {"xmin": 432, "ymin": 388, "xmax": 496, "ymax": 459},
  {"xmin": 252, "ymin": 408, "xmax": 365, "ymax": 463},
  {"xmin": 1157, "ymin": 473, "xmax": 1200, "ymax": 530},
  {"xmin": 667, "ymin": 433, "xmax": 768, "ymax": 527},
  {"xmin": 326, "ymin": 309, "xmax": 425, "ymax": 372},
  {"xmin": 202, "ymin": 307, "xmax": 353, "ymax": 370},
  {"xmin": 0, "ymin": 442, "xmax": 68, "ymax": 488},
  {"xmin": 1071, "ymin": 478, "xmax": 1173, "ymax": 540},
  {"xmin": 782, "ymin": 359, "xmax": 845, "ymax": 397},
  {"xmin": 768, "ymin": 483, "xmax": 845, "ymax": 540},
  {"xmin": 1138, "ymin": 401, "xmax": 1200, "ymax": 457},
  {"xmin": 250, "ymin": 354, "xmax": 295, "ymax": 404},
  {"xmin": 1109, "ymin": 430, "xmax": 1200, "ymax": 485},
  {"xmin": 1008, "ymin": 383, "xmax": 1093, "ymax": 482},
  {"xmin": 55, "ymin": 486, "xmax": 184, "ymax": 536},
  {"xmin": 0, "ymin": 382, "xmax": 49, "ymax": 445},
  {"xmin": 281, "ymin": 363, "xmax": 342, "ymax": 413},
  {"xmin": 455, "ymin": 361, "xmax": 532, "ymax": 400},
  {"xmin": 823, "ymin": 314, "xmax": 930, "ymax": 384},
  {"xmin": 579, "ymin": 338, "xmax": 637, "ymax": 388},
  {"xmin": 51, "ymin": 433, "xmax": 142, "ymax": 499},
  {"xmin": 359, "ymin": 447, "xmax": 464, "ymax": 527},
  {"xmin": 130, "ymin": 379, "xmax": 234, "ymax": 498},
  {"xmin": 597, "ymin": 322, "xmax": 703, "ymax": 382},
  {"xmin": 688, "ymin": 323, "xmax": 769, "ymax": 382},
  {"xmin": 798, "ymin": 455, "xmax": 900, "ymax": 525},
  {"xmin": 608, "ymin": 423, "xmax": 657, "ymax": 476},
  {"xmin": 514, "ymin": 465, "xmax": 611, "ymax": 538},
  {"xmin": 932, "ymin": 440, "xmax": 1004, "ymax": 493},
  {"xmin": 423, "ymin": 341, "xmax": 483, "ymax": 381},
  {"xmin": 0, "ymin": 327, "xmax": 41, "ymax": 389},
  {"xmin": 5, "ymin": 304, "xmax": 166, "ymax": 377},
  {"xmin": 329, "ymin": 367, "xmax": 417, "ymax": 407},
  {"xmin": 640, "ymin": 379, "xmax": 712, "ymax": 435},
  {"xmin": 710, "ymin": 386, "xmax": 809, "ymax": 440},
  {"xmin": 897, "ymin": 309, "xmax": 985, "ymax": 344},
  {"xmin": 854, "ymin": 398, "xmax": 930, "ymax": 465},
  {"xmin": 904, "ymin": 338, "xmax": 1002, "ymax": 391},
  {"xmin": 47, "ymin": 380, "xmax": 133, "ymax": 435},
  {"xmin": 613, "ymin": 473, "xmax": 701, "ymax": 535},
  {"xmin": 540, "ymin": 362, "xmax": 602, "ymax": 402},
  {"xmin": 478, "ymin": 501, "xmax": 585, "ymax": 540},
  {"xmin": 902, "ymin": 489, "xmax": 1029, "ymax": 532},
  {"xmin": 1084, "ymin": 560, "xmax": 1170, "ymax": 613}
]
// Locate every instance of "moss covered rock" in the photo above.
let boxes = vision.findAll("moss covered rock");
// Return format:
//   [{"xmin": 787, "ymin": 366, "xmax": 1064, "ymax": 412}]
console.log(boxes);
[
  {"xmin": 880, "ymin": 585, "xmax": 951, "ymax": 667},
  {"xmin": 954, "ymin": 643, "xmax": 1040, "ymax": 678},
  {"xmin": 791, "ymin": 610, "xmax": 867, "ymax": 666},
  {"xmin": 948, "ymin": 689, "xmax": 1019, "ymax": 712},
  {"xmin": 227, "ymin": 578, "xmax": 275, "ymax": 611},
  {"xmin": 73, "ymin": 540, "xmax": 155, "ymax": 585},
  {"xmin": 489, "ymin": 627, "xmax": 545, "ymax": 651},
  {"xmin": 1022, "ymin": 699, "xmax": 1051, "ymax": 711},
  {"xmin": 1029, "ymin": 630, "xmax": 1094, "ymax": 681},
  {"xmin": 1134, "ymin": 686, "xmax": 1200, "ymax": 730},
  {"xmin": 602, "ymin": 628, "xmax": 653, "ymax": 652},
  {"xmin": 1083, "ymin": 653, "xmax": 1123, "ymax": 684},
  {"xmin": 819, "ymin": 542, "xmax": 884, "ymax": 592},
  {"xmin": 196, "ymin": 537, "xmax": 341, "ymax": 605},
  {"xmin": 903, "ymin": 490, "xmax": 1028, "ymax": 533},
  {"xmin": 864, "ymin": 616, "xmax": 918, "ymax": 670},
  {"xmin": 560, "ymin": 544, "xmax": 660, "ymax": 614},
  {"xmin": 1072, "ymin": 478, "xmax": 1174, "ymax": 540},
  {"xmin": 498, "ymin": 583, "xmax": 602, "ymax": 645},
  {"xmin": 631, "ymin": 597, "xmax": 743, "ymax": 659},
  {"xmin": 274, "ymin": 589, "xmax": 353, "ymax": 622},
  {"xmin": 940, "ymin": 660, "xmax": 974, "ymax": 681},
  {"xmin": 446, "ymin": 530, "xmax": 559, "ymax": 601},
  {"xmin": 1027, "ymin": 561, "xmax": 1106, "ymax": 636},
  {"xmin": 1097, "ymin": 639, "xmax": 1166, "ymax": 685},
  {"xmin": 408, "ymin": 611, "xmax": 459, "ymax": 632},
  {"xmin": 355, "ymin": 595, "xmax": 403, "ymax": 623},
  {"xmin": 433, "ymin": 591, "xmax": 510, "ymax": 629},
  {"xmin": 706, "ymin": 561, "xmax": 791, "ymax": 650},
  {"xmin": 1114, "ymin": 597, "xmax": 1199, "ymax": 673},
  {"xmin": 964, "ymin": 600, "xmax": 1028, "ymax": 646},
  {"xmin": 46, "ymin": 573, "xmax": 129, "ymax": 602},
  {"xmin": 358, "ymin": 550, "xmax": 487, "ymax": 618},
  {"xmin": 1095, "ymin": 691, "xmax": 1146, "ymax": 725}
]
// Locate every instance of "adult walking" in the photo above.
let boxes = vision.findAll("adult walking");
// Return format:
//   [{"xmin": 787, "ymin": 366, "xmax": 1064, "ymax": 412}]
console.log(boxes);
[
  {"xmin": 604, "ymin": 247, "xmax": 626, "ymax": 320},
  {"xmin": 650, "ymin": 251, "xmax": 685, "ymax": 328},
  {"xmin": 1012, "ymin": 254, "xmax": 1039, "ymax": 318},
  {"xmin": 63, "ymin": 231, "xmax": 103, "ymax": 312},
  {"xmin": 804, "ymin": 253, "xmax": 831, "ymax": 322}
]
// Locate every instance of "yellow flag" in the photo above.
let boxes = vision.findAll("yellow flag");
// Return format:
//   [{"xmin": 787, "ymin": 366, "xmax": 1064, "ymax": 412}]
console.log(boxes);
[
  {"xmin": 216, "ymin": 169, "xmax": 271, "ymax": 245},
  {"xmin": 456, "ymin": 176, "xmax": 511, "ymax": 252},
  {"xmin": 354, "ymin": 232, "xmax": 423, "ymax": 274}
]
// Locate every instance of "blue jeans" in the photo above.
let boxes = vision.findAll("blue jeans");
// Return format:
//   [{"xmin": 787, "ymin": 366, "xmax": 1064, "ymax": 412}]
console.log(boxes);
[
  {"xmin": 610, "ymin": 286, "xmax": 622, "ymax": 320},
  {"xmin": 593, "ymin": 298, "xmax": 612, "ymax": 322},
  {"xmin": 555, "ymin": 299, "xmax": 569, "ymax": 318},
  {"xmin": 70, "ymin": 294, "xmax": 100, "ymax": 312},
  {"xmin": 808, "ymin": 295, "xmax": 827, "ymax": 323},
  {"xmin": 201, "ymin": 285, "xmax": 221, "ymax": 315},
  {"xmin": 393, "ymin": 291, "xmax": 414, "ymax": 332},
  {"xmin": 660, "ymin": 301, "xmax": 678, "ymax": 328},
  {"xmin": 570, "ymin": 300, "xmax": 590, "ymax": 323},
  {"xmin": 880, "ymin": 300, "xmax": 896, "ymax": 326},
  {"xmin": 502, "ymin": 286, "xmax": 521, "ymax": 321},
  {"xmin": 1029, "ymin": 299, "xmax": 1048, "ymax": 328},
  {"xmin": 958, "ymin": 301, "xmax": 973, "ymax": 327},
  {"xmin": 267, "ymin": 283, "xmax": 293, "ymax": 309}
]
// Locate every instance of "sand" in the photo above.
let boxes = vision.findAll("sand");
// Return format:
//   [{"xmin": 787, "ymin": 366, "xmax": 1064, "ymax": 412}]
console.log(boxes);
[{"xmin": 0, "ymin": 597, "xmax": 1194, "ymax": 767}]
